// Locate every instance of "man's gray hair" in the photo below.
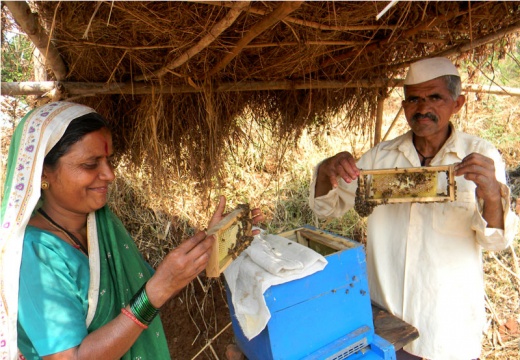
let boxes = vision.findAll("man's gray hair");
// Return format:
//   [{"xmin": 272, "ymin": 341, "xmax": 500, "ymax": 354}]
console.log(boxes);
[{"xmin": 404, "ymin": 75, "xmax": 461, "ymax": 100}]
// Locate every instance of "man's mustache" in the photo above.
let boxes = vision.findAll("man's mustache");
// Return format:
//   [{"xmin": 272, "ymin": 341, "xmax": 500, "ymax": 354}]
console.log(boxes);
[{"xmin": 412, "ymin": 112, "xmax": 438, "ymax": 122}]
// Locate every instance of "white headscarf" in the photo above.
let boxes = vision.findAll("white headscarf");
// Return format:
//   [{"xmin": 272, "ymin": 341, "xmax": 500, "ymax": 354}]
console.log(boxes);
[{"xmin": 0, "ymin": 102, "xmax": 96, "ymax": 360}]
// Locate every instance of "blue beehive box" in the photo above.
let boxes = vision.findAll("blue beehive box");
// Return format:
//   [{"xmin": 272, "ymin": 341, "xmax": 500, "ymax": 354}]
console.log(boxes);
[{"xmin": 225, "ymin": 226, "xmax": 395, "ymax": 360}]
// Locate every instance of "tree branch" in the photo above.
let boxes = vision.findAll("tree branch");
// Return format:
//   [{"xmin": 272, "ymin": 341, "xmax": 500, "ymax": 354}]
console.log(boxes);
[
  {"xmin": 196, "ymin": 1, "xmax": 397, "ymax": 31},
  {"xmin": 4, "ymin": 1, "xmax": 67, "ymax": 80},
  {"xmin": 134, "ymin": 1, "xmax": 250, "ymax": 81},
  {"xmin": 205, "ymin": 1, "xmax": 304, "ymax": 78}
]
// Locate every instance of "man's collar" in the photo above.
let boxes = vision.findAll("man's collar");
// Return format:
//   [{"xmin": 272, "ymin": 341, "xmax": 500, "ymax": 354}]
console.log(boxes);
[{"xmin": 385, "ymin": 123, "xmax": 465, "ymax": 161}]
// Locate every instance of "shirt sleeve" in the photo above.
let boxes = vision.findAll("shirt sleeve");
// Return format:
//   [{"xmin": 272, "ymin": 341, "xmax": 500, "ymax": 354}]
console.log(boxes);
[
  {"xmin": 18, "ymin": 229, "xmax": 90, "ymax": 357},
  {"xmin": 469, "ymin": 143, "xmax": 519, "ymax": 251},
  {"xmin": 473, "ymin": 182, "xmax": 519, "ymax": 251},
  {"xmin": 309, "ymin": 152, "xmax": 374, "ymax": 219}
]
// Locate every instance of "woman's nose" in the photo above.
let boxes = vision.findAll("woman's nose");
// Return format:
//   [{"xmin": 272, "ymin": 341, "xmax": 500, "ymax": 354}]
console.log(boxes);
[{"xmin": 100, "ymin": 159, "xmax": 116, "ymax": 181}]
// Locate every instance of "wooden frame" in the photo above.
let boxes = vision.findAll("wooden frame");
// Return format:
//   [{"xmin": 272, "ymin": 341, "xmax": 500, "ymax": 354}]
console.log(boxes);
[
  {"xmin": 205, "ymin": 205, "xmax": 252, "ymax": 277},
  {"xmin": 277, "ymin": 227, "xmax": 357, "ymax": 256},
  {"xmin": 358, "ymin": 165, "xmax": 456, "ymax": 205}
]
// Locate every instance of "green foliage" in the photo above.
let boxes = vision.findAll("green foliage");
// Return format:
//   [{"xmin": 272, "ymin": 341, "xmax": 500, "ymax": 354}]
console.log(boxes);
[{"xmin": 1, "ymin": 33, "xmax": 33, "ymax": 82}]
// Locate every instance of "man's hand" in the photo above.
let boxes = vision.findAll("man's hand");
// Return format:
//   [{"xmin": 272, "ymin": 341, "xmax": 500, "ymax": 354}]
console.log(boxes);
[
  {"xmin": 454, "ymin": 152, "xmax": 504, "ymax": 229},
  {"xmin": 315, "ymin": 151, "xmax": 359, "ymax": 197}
]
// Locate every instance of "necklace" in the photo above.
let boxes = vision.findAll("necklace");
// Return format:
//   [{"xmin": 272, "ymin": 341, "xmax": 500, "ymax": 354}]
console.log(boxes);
[
  {"xmin": 415, "ymin": 148, "xmax": 434, "ymax": 166},
  {"xmin": 37, "ymin": 209, "xmax": 89, "ymax": 256}
]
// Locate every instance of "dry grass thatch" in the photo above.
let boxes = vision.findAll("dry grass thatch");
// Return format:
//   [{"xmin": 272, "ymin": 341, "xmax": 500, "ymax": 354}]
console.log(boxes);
[{"xmin": 2, "ymin": 1, "xmax": 520, "ymax": 185}]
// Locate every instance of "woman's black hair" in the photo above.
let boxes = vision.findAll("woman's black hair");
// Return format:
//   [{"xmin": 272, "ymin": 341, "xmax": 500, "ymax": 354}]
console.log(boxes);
[{"xmin": 44, "ymin": 112, "xmax": 109, "ymax": 168}]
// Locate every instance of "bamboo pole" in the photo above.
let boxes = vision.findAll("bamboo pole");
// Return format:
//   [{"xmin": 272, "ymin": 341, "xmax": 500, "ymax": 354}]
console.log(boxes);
[
  {"xmin": 3, "ymin": 80, "xmax": 520, "ymax": 97},
  {"xmin": 4, "ymin": 1, "xmax": 67, "ymax": 81}
]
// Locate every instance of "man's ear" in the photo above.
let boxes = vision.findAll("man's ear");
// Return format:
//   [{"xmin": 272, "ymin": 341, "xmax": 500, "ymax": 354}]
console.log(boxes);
[{"xmin": 453, "ymin": 94, "xmax": 466, "ymax": 113}]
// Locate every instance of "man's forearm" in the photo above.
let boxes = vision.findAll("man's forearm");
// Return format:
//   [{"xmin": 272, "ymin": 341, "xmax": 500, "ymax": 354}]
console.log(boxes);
[
  {"xmin": 314, "ymin": 166, "xmax": 333, "ymax": 198},
  {"xmin": 482, "ymin": 196, "xmax": 505, "ymax": 229}
]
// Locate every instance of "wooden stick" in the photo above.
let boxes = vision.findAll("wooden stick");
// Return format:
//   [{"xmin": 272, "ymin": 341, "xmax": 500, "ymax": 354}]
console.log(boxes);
[
  {"xmin": 436, "ymin": 19, "xmax": 520, "ymax": 59},
  {"xmin": 382, "ymin": 107, "xmax": 403, "ymax": 141},
  {"xmin": 3, "ymin": 80, "xmax": 520, "ymax": 97},
  {"xmin": 195, "ymin": 1, "xmax": 397, "ymax": 31},
  {"xmin": 135, "ymin": 1, "xmax": 250, "ymax": 81},
  {"xmin": 360, "ymin": 166, "xmax": 452, "ymax": 175},
  {"xmin": 316, "ymin": 10, "xmax": 465, "ymax": 72},
  {"xmin": 374, "ymin": 92, "xmax": 385, "ymax": 146},
  {"xmin": 190, "ymin": 322, "xmax": 232, "ymax": 360},
  {"xmin": 3, "ymin": 1, "xmax": 67, "ymax": 80},
  {"xmin": 206, "ymin": 1, "xmax": 304, "ymax": 78},
  {"xmin": 490, "ymin": 252, "xmax": 520, "ymax": 283}
]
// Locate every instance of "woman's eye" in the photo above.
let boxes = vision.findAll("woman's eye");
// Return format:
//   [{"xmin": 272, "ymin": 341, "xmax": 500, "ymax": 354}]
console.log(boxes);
[{"xmin": 83, "ymin": 163, "xmax": 98, "ymax": 169}]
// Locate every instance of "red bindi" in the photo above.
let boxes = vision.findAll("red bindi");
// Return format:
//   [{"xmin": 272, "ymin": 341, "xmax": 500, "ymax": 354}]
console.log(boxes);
[{"xmin": 104, "ymin": 141, "xmax": 108, "ymax": 156}]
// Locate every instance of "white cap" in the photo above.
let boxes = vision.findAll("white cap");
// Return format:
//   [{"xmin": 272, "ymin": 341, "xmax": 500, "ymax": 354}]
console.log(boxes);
[{"xmin": 404, "ymin": 57, "xmax": 460, "ymax": 85}]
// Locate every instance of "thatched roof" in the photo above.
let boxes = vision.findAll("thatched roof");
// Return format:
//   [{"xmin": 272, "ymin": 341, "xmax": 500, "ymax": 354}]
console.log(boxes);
[{"xmin": 2, "ymin": 1, "xmax": 520, "ymax": 183}]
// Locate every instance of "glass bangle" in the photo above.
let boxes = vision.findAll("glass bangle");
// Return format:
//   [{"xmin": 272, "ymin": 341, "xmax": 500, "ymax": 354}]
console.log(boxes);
[{"xmin": 129, "ymin": 281, "xmax": 160, "ymax": 325}]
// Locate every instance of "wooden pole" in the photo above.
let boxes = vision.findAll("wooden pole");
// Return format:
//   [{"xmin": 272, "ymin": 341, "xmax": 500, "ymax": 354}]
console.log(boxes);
[
  {"xmin": 3, "ymin": 80, "xmax": 520, "ymax": 97},
  {"xmin": 374, "ymin": 91, "xmax": 385, "ymax": 146},
  {"xmin": 382, "ymin": 107, "xmax": 404, "ymax": 142}
]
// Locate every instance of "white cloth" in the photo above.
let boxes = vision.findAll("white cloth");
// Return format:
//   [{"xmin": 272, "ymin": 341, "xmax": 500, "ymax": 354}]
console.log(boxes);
[
  {"xmin": 309, "ymin": 124, "xmax": 519, "ymax": 360},
  {"xmin": 224, "ymin": 232, "xmax": 327, "ymax": 340}
]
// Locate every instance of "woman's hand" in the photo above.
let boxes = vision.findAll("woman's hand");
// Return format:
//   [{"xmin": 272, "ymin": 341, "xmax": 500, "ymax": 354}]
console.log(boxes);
[
  {"xmin": 208, "ymin": 195, "xmax": 266, "ymax": 235},
  {"xmin": 146, "ymin": 230, "xmax": 214, "ymax": 308}
]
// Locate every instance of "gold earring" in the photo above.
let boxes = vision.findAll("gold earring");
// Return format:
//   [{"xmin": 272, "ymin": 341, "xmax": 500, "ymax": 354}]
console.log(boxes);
[{"xmin": 41, "ymin": 181, "xmax": 49, "ymax": 190}]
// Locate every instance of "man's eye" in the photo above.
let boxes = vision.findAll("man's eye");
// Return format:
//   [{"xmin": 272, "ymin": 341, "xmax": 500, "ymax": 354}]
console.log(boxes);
[
  {"xmin": 407, "ymin": 98, "xmax": 419, "ymax": 103},
  {"xmin": 83, "ymin": 163, "xmax": 97, "ymax": 169}
]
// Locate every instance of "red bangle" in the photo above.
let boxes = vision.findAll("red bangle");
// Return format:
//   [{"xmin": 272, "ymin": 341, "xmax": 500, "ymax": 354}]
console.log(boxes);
[{"xmin": 121, "ymin": 308, "xmax": 148, "ymax": 329}]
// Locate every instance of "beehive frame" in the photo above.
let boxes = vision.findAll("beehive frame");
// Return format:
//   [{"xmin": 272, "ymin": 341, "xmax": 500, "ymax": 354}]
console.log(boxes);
[
  {"xmin": 358, "ymin": 165, "xmax": 456, "ymax": 205},
  {"xmin": 205, "ymin": 204, "xmax": 253, "ymax": 278}
]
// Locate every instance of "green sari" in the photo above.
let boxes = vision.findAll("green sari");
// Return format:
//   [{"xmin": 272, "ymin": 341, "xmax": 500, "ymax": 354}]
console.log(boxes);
[{"xmin": 1, "ymin": 102, "xmax": 170, "ymax": 360}]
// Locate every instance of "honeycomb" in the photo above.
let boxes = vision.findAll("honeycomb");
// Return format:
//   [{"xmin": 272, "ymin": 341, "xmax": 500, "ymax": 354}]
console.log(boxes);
[
  {"xmin": 354, "ymin": 165, "xmax": 456, "ymax": 217},
  {"xmin": 206, "ymin": 204, "xmax": 253, "ymax": 277},
  {"xmin": 370, "ymin": 171, "xmax": 438, "ymax": 199}
]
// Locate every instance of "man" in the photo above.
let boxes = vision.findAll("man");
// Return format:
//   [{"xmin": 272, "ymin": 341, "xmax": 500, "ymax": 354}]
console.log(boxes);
[{"xmin": 309, "ymin": 57, "xmax": 518, "ymax": 359}]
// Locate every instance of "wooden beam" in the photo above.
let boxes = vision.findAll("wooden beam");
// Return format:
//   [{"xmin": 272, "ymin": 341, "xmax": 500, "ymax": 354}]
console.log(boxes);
[
  {"xmin": 3, "ymin": 80, "xmax": 520, "ymax": 97},
  {"xmin": 4, "ymin": 1, "xmax": 67, "ymax": 81},
  {"xmin": 206, "ymin": 1, "xmax": 304, "ymax": 78},
  {"xmin": 135, "ymin": 1, "xmax": 250, "ymax": 81}
]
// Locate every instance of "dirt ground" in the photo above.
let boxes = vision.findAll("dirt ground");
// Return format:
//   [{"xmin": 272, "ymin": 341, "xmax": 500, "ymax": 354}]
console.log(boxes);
[{"xmin": 161, "ymin": 278, "xmax": 236, "ymax": 360}]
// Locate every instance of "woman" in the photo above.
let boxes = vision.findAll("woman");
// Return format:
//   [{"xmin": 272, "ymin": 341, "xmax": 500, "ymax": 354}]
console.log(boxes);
[{"xmin": 0, "ymin": 101, "xmax": 264, "ymax": 360}]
